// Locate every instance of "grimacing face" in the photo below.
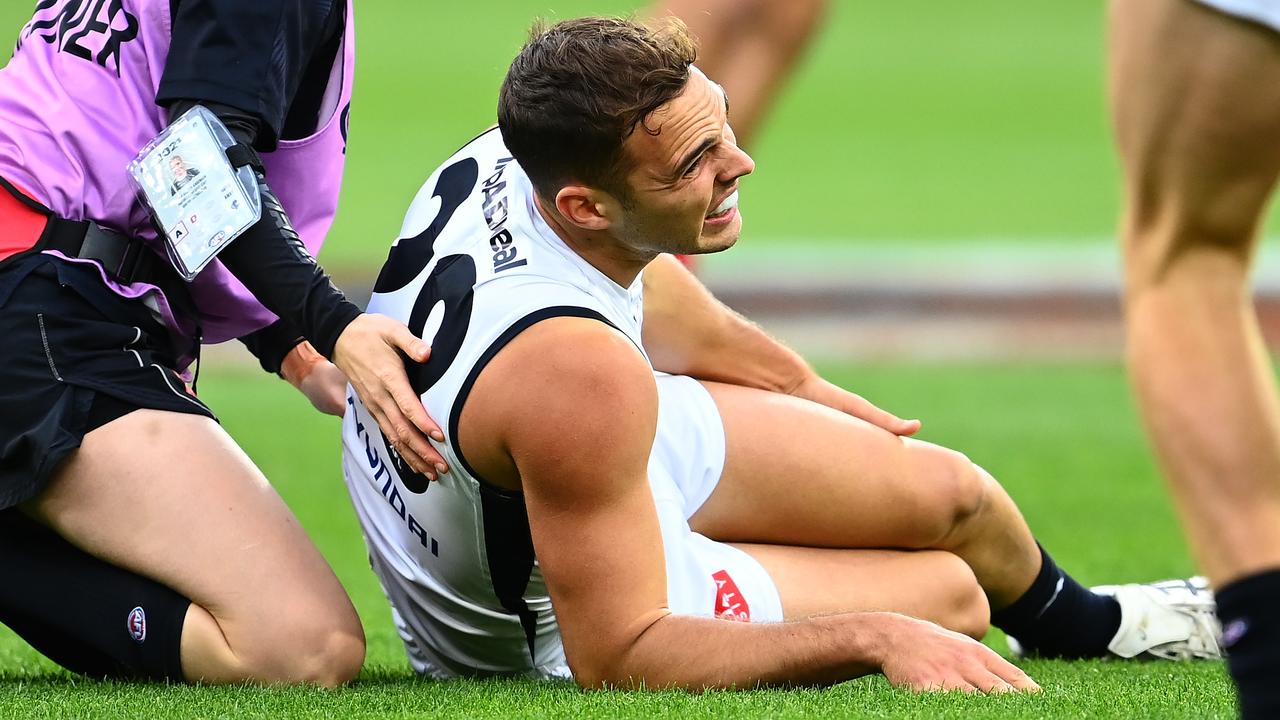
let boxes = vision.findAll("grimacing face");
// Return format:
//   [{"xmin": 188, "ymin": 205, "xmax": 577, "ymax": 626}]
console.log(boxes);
[{"xmin": 611, "ymin": 67, "xmax": 755, "ymax": 256}]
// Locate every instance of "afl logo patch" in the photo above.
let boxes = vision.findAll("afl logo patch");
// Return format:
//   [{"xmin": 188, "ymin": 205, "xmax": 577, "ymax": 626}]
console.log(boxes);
[{"xmin": 127, "ymin": 606, "xmax": 147, "ymax": 644}]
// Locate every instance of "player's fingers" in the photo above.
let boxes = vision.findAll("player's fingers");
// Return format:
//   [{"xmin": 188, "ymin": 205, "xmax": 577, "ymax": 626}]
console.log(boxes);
[
  {"xmin": 988, "ymin": 661, "xmax": 1039, "ymax": 691},
  {"xmin": 892, "ymin": 417, "xmax": 923, "ymax": 436},
  {"xmin": 970, "ymin": 669, "xmax": 1015, "ymax": 695},
  {"xmin": 852, "ymin": 398, "xmax": 921, "ymax": 436},
  {"xmin": 936, "ymin": 673, "xmax": 980, "ymax": 694},
  {"xmin": 903, "ymin": 670, "xmax": 975, "ymax": 694},
  {"xmin": 985, "ymin": 654, "xmax": 1040, "ymax": 692}
]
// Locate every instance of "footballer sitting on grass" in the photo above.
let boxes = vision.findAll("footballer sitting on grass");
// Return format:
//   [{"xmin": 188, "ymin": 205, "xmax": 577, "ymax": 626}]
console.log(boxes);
[{"xmin": 340, "ymin": 16, "xmax": 1222, "ymax": 691}]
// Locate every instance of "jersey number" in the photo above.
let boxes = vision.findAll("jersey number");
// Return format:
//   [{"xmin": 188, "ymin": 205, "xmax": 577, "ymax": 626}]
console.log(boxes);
[
  {"xmin": 372, "ymin": 158, "xmax": 483, "ymax": 492},
  {"xmin": 383, "ymin": 253, "xmax": 477, "ymax": 494},
  {"xmin": 373, "ymin": 158, "xmax": 478, "ymax": 294}
]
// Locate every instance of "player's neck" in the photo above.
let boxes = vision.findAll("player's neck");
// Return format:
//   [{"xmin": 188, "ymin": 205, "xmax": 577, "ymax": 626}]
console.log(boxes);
[{"xmin": 533, "ymin": 194, "xmax": 652, "ymax": 288}]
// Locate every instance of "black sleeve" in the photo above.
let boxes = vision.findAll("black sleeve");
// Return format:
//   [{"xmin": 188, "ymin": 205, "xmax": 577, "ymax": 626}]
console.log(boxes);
[
  {"xmin": 157, "ymin": 0, "xmax": 342, "ymax": 151},
  {"xmin": 162, "ymin": 101, "xmax": 358, "ymax": 361},
  {"xmin": 217, "ymin": 173, "xmax": 363, "ymax": 361},
  {"xmin": 238, "ymin": 318, "xmax": 306, "ymax": 375}
]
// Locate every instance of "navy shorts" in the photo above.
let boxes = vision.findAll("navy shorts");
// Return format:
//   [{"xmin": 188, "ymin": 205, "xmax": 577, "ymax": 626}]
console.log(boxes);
[{"xmin": 0, "ymin": 255, "xmax": 215, "ymax": 510}]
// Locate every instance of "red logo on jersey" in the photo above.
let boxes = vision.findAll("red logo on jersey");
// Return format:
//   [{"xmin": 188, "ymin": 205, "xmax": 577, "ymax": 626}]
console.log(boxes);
[{"xmin": 712, "ymin": 570, "xmax": 751, "ymax": 622}]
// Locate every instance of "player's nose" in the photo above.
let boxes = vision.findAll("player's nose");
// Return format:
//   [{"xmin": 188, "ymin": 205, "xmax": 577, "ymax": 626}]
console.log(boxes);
[{"xmin": 720, "ymin": 144, "xmax": 755, "ymax": 184}]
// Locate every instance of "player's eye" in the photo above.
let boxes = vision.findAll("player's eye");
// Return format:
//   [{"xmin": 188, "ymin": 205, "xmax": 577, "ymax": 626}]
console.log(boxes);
[{"xmin": 682, "ymin": 156, "xmax": 703, "ymax": 177}]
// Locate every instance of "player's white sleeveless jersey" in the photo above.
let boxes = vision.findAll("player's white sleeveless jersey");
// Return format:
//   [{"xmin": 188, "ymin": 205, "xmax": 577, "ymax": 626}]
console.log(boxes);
[{"xmin": 340, "ymin": 128, "xmax": 645, "ymax": 678}]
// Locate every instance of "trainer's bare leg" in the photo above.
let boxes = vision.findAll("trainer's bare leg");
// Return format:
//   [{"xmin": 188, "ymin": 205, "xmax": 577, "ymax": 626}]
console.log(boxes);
[
  {"xmin": 736, "ymin": 545, "xmax": 990, "ymax": 639},
  {"xmin": 25, "ymin": 410, "xmax": 364, "ymax": 686},
  {"xmin": 689, "ymin": 381, "xmax": 1042, "ymax": 609},
  {"xmin": 1110, "ymin": 0, "xmax": 1280, "ymax": 585},
  {"xmin": 650, "ymin": 0, "xmax": 826, "ymax": 147}
]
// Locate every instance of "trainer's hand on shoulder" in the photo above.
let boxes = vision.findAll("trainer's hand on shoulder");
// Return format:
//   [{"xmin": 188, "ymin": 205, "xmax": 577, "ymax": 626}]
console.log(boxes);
[
  {"xmin": 331, "ymin": 313, "xmax": 449, "ymax": 479},
  {"xmin": 879, "ymin": 615, "xmax": 1040, "ymax": 694},
  {"xmin": 787, "ymin": 374, "xmax": 921, "ymax": 436}
]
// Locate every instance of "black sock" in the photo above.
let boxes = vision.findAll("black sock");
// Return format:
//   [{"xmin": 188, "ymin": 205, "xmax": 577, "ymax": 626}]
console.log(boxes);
[
  {"xmin": 0, "ymin": 509, "xmax": 189, "ymax": 681},
  {"xmin": 1218, "ymin": 570, "xmax": 1280, "ymax": 720},
  {"xmin": 989, "ymin": 544, "xmax": 1122, "ymax": 658}
]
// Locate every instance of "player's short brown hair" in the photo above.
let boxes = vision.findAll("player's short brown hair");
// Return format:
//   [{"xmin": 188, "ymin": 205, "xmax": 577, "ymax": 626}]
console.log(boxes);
[{"xmin": 497, "ymin": 16, "xmax": 697, "ymax": 202}]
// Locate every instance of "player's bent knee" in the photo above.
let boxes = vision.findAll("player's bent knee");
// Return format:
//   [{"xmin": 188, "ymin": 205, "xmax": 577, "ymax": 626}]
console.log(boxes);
[
  {"xmin": 904, "ymin": 442, "xmax": 988, "ymax": 547},
  {"xmin": 947, "ymin": 556, "xmax": 991, "ymax": 640}
]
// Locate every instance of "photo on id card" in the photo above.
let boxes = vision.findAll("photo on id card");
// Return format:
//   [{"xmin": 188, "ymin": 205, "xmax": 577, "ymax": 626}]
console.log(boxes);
[{"xmin": 128, "ymin": 106, "xmax": 260, "ymax": 280}]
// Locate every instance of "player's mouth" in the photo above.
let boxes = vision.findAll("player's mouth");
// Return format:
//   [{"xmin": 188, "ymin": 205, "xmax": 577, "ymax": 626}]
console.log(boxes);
[{"xmin": 705, "ymin": 189, "xmax": 739, "ymax": 226}]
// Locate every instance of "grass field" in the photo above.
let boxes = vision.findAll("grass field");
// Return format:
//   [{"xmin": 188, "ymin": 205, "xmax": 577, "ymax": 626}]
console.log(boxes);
[
  {"xmin": 0, "ymin": 1, "xmax": 1250, "ymax": 718},
  {"xmin": 0, "ymin": 364, "xmax": 1235, "ymax": 719}
]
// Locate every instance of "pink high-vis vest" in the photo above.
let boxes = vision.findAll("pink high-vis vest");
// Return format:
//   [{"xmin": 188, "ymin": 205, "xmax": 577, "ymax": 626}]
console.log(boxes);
[{"xmin": 0, "ymin": 0, "xmax": 355, "ymax": 348}]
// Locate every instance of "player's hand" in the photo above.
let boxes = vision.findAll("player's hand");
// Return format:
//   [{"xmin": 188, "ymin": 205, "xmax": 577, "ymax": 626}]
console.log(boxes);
[
  {"xmin": 331, "ymin": 314, "xmax": 449, "ymax": 479},
  {"xmin": 296, "ymin": 359, "xmax": 349, "ymax": 417},
  {"xmin": 787, "ymin": 374, "xmax": 921, "ymax": 436},
  {"xmin": 878, "ymin": 615, "xmax": 1040, "ymax": 694}
]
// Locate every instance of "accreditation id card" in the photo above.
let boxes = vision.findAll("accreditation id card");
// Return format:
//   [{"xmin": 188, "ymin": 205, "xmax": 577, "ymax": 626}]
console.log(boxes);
[{"xmin": 128, "ymin": 105, "xmax": 261, "ymax": 281}]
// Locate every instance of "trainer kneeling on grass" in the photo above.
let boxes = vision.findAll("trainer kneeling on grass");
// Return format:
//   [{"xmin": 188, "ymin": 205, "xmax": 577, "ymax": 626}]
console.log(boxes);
[
  {"xmin": 343, "ymin": 16, "xmax": 1222, "ymax": 691},
  {"xmin": 0, "ymin": 0, "xmax": 450, "ymax": 686}
]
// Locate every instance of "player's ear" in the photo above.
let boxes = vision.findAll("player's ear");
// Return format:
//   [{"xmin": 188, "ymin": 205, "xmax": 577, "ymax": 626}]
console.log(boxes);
[{"xmin": 554, "ymin": 185, "xmax": 613, "ymax": 232}]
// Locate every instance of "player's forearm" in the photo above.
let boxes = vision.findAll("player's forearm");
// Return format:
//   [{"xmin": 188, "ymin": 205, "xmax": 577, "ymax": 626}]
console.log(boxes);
[
  {"xmin": 216, "ymin": 177, "xmax": 362, "ymax": 359},
  {"xmin": 642, "ymin": 254, "xmax": 809, "ymax": 391},
  {"xmin": 575, "ymin": 611, "xmax": 900, "ymax": 690}
]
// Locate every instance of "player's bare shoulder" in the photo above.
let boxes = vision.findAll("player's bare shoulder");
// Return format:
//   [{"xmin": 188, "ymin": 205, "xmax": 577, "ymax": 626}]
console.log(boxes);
[{"xmin": 457, "ymin": 315, "xmax": 658, "ymax": 495}]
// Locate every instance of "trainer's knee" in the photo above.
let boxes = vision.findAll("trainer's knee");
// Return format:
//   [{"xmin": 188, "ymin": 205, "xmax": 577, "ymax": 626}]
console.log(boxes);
[
  {"xmin": 904, "ymin": 441, "xmax": 989, "ymax": 547},
  {"xmin": 291, "ymin": 624, "xmax": 365, "ymax": 688},
  {"xmin": 238, "ymin": 615, "xmax": 366, "ymax": 687}
]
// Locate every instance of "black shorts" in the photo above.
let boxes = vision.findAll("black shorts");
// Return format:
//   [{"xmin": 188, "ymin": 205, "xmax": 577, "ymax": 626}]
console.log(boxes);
[{"xmin": 0, "ymin": 255, "xmax": 216, "ymax": 510}]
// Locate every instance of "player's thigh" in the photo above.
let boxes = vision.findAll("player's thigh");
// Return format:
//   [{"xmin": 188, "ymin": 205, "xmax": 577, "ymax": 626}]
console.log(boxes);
[
  {"xmin": 1110, "ymin": 0, "xmax": 1280, "ymax": 266},
  {"xmin": 26, "ymin": 409, "xmax": 362, "ymax": 657},
  {"xmin": 736, "ymin": 544, "xmax": 989, "ymax": 639},
  {"xmin": 689, "ymin": 380, "xmax": 990, "ymax": 550}
]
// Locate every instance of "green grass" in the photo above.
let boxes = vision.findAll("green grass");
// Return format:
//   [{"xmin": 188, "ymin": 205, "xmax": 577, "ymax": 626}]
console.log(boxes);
[
  {"xmin": 0, "ymin": 2, "xmax": 1244, "ymax": 717},
  {"xmin": 0, "ymin": 364, "xmax": 1235, "ymax": 718}
]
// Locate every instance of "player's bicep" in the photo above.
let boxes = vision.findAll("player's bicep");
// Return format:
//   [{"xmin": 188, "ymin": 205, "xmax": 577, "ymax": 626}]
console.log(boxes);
[{"xmin": 495, "ymin": 322, "xmax": 672, "ymax": 681}]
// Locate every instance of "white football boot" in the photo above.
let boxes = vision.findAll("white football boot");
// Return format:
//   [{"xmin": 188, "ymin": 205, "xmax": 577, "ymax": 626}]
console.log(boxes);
[
  {"xmin": 1095, "ymin": 576, "xmax": 1223, "ymax": 660},
  {"xmin": 1006, "ymin": 576, "xmax": 1224, "ymax": 660}
]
